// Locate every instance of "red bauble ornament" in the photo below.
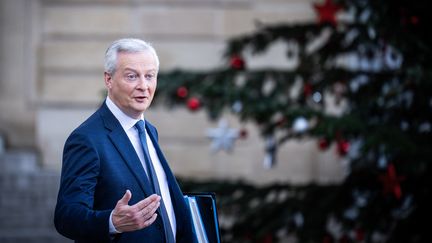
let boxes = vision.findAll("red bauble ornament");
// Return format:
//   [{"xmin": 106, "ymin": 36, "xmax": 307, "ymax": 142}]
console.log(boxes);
[
  {"xmin": 410, "ymin": 16, "xmax": 419, "ymax": 25},
  {"xmin": 303, "ymin": 83, "xmax": 313, "ymax": 97},
  {"xmin": 355, "ymin": 228, "xmax": 365, "ymax": 241},
  {"xmin": 176, "ymin": 86, "xmax": 188, "ymax": 99},
  {"xmin": 314, "ymin": 0, "xmax": 342, "ymax": 26},
  {"xmin": 230, "ymin": 54, "xmax": 245, "ymax": 70},
  {"xmin": 379, "ymin": 163, "xmax": 405, "ymax": 199},
  {"xmin": 318, "ymin": 138, "xmax": 330, "ymax": 150},
  {"xmin": 239, "ymin": 129, "xmax": 248, "ymax": 139},
  {"xmin": 187, "ymin": 97, "xmax": 201, "ymax": 111},
  {"xmin": 262, "ymin": 233, "xmax": 273, "ymax": 243},
  {"xmin": 336, "ymin": 139, "xmax": 349, "ymax": 156},
  {"xmin": 322, "ymin": 234, "xmax": 333, "ymax": 243}
]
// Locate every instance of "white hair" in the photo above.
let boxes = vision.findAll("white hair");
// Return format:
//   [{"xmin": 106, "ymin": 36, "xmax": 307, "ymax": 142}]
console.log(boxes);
[{"xmin": 104, "ymin": 38, "xmax": 159, "ymax": 75}]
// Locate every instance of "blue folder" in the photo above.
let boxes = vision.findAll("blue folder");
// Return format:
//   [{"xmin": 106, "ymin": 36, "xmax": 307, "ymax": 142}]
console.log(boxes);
[{"xmin": 184, "ymin": 192, "xmax": 221, "ymax": 243}]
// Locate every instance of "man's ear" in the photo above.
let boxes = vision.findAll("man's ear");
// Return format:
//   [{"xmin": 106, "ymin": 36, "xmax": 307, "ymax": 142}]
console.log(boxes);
[{"xmin": 104, "ymin": 72, "xmax": 112, "ymax": 88}]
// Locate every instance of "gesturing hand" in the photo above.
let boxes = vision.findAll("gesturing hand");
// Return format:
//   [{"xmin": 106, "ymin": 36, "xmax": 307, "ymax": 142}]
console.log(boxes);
[{"xmin": 112, "ymin": 190, "xmax": 161, "ymax": 233}]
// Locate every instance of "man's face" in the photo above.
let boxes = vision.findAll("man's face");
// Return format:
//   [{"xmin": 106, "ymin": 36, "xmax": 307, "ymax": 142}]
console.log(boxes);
[{"xmin": 105, "ymin": 51, "xmax": 158, "ymax": 119}]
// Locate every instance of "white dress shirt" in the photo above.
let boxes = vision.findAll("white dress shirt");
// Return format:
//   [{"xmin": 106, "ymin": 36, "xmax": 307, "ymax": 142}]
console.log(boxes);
[{"xmin": 106, "ymin": 97, "xmax": 176, "ymax": 236}]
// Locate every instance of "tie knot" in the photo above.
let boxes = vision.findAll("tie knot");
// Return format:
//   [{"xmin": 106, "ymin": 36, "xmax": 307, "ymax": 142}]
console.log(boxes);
[{"xmin": 135, "ymin": 120, "xmax": 145, "ymax": 134}]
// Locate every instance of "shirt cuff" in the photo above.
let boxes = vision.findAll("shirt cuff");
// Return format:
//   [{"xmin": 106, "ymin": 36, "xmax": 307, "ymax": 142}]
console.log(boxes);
[{"xmin": 109, "ymin": 210, "xmax": 122, "ymax": 234}]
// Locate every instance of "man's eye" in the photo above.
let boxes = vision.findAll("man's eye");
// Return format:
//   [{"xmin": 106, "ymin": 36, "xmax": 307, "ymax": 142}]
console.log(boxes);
[
  {"xmin": 145, "ymin": 74, "xmax": 155, "ymax": 80},
  {"xmin": 125, "ymin": 73, "xmax": 138, "ymax": 81}
]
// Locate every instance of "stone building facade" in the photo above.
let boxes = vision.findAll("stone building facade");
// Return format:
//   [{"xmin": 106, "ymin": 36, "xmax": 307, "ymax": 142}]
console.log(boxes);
[{"xmin": 0, "ymin": 0, "xmax": 345, "ymax": 241}]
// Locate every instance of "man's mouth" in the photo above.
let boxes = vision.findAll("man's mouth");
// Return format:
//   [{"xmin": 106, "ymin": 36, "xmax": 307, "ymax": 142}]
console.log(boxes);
[{"xmin": 135, "ymin": 96, "xmax": 148, "ymax": 102}]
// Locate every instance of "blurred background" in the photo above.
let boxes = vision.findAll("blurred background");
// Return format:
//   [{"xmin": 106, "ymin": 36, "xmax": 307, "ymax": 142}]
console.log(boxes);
[{"xmin": 0, "ymin": 0, "xmax": 430, "ymax": 242}]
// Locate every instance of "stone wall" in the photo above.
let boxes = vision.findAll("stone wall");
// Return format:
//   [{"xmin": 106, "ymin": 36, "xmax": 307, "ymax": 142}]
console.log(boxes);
[
  {"xmin": 0, "ymin": 150, "xmax": 71, "ymax": 243},
  {"xmin": 0, "ymin": 0, "xmax": 36, "ymax": 148}
]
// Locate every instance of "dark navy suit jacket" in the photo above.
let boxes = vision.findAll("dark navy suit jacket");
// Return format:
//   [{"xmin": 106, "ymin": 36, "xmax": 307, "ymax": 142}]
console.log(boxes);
[{"xmin": 54, "ymin": 102, "xmax": 196, "ymax": 243}]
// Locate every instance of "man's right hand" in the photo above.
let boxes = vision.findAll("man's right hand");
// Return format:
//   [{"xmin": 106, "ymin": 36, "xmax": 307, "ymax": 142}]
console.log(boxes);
[{"xmin": 112, "ymin": 190, "xmax": 161, "ymax": 233}]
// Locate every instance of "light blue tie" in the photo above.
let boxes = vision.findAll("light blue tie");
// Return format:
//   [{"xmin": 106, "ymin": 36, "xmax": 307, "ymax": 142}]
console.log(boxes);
[{"xmin": 135, "ymin": 120, "xmax": 175, "ymax": 243}]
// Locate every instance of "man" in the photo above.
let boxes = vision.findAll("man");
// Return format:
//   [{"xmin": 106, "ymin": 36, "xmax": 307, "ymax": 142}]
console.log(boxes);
[{"xmin": 54, "ymin": 38, "xmax": 197, "ymax": 243}]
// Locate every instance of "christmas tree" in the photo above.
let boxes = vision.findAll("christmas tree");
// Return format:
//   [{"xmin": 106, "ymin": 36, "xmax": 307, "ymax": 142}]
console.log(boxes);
[{"xmin": 155, "ymin": 0, "xmax": 432, "ymax": 242}]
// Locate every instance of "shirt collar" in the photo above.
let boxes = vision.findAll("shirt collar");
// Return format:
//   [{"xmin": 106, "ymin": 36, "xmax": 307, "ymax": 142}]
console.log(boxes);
[{"xmin": 105, "ymin": 96, "xmax": 144, "ymax": 131}]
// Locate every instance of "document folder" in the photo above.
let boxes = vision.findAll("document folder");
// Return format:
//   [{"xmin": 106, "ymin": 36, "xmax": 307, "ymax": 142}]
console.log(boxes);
[{"xmin": 184, "ymin": 192, "xmax": 221, "ymax": 243}]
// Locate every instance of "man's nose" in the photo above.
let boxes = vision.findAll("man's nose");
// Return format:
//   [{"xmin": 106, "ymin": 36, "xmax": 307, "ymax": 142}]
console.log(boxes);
[{"xmin": 137, "ymin": 76, "xmax": 149, "ymax": 89}]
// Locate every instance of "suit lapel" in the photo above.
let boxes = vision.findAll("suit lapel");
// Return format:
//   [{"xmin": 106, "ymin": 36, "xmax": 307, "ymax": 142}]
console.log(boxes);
[{"xmin": 99, "ymin": 103, "xmax": 154, "ymax": 197}]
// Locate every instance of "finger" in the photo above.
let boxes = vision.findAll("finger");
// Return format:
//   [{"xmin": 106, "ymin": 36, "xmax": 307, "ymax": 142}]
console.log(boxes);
[
  {"xmin": 117, "ymin": 190, "xmax": 132, "ymax": 206},
  {"xmin": 142, "ymin": 213, "xmax": 158, "ymax": 228},
  {"xmin": 135, "ymin": 194, "xmax": 160, "ymax": 210},
  {"xmin": 141, "ymin": 201, "xmax": 160, "ymax": 220}
]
